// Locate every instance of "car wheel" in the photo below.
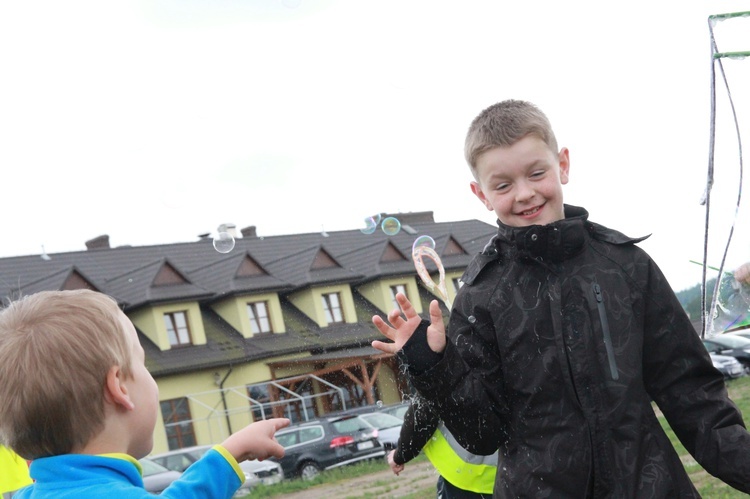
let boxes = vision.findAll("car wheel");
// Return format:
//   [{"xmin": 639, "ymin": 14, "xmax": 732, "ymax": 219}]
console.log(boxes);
[{"xmin": 299, "ymin": 461, "xmax": 321, "ymax": 480}]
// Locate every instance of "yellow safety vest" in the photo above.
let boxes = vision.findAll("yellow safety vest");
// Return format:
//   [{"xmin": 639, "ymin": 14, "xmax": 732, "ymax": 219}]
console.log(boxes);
[
  {"xmin": 422, "ymin": 423, "xmax": 497, "ymax": 494},
  {"xmin": 0, "ymin": 446, "xmax": 32, "ymax": 495}
]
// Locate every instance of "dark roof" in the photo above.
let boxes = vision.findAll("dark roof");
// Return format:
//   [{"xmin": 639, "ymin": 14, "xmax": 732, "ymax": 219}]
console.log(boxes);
[{"xmin": 0, "ymin": 213, "xmax": 497, "ymax": 376}]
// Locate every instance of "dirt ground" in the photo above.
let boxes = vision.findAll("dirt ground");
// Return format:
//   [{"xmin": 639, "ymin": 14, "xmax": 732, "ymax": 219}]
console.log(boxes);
[{"xmin": 277, "ymin": 459, "xmax": 438, "ymax": 499}]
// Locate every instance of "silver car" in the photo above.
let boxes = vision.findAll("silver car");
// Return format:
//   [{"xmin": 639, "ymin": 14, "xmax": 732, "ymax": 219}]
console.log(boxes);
[{"xmin": 149, "ymin": 444, "xmax": 283, "ymax": 493}]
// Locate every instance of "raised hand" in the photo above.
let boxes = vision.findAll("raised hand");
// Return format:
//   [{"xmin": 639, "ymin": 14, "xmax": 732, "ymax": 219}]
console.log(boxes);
[{"xmin": 371, "ymin": 293, "xmax": 446, "ymax": 354}]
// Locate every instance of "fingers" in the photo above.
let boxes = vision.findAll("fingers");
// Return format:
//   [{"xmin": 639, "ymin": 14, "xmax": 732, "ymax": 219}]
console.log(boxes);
[
  {"xmin": 372, "ymin": 315, "xmax": 396, "ymax": 339},
  {"xmin": 395, "ymin": 293, "xmax": 418, "ymax": 318},
  {"xmin": 372, "ymin": 339, "xmax": 399, "ymax": 354},
  {"xmin": 428, "ymin": 300, "xmax": 444, "ymax": 327},
  {"xmin": 735, "ymin": 262, "xmax": 750, "ymax": 284},
  {"xmin": 269, "ymin": 418, "xmax": 291, "ymax": 431}
]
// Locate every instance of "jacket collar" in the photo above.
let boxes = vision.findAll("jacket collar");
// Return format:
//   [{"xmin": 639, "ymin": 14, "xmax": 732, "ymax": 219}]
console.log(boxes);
[{"xmin": 494, "ymin": 204, "xmax": 588, "ymax": 263}]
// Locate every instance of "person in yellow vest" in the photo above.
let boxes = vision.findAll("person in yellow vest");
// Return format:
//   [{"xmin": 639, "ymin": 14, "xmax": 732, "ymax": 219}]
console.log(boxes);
[
  {"xmin": 387, "ymin": 395, "xmax": 497, "ymax": 499},
  {"xmin": 0, "ymin": 445, "xmax": 32, "ymax": 498}
]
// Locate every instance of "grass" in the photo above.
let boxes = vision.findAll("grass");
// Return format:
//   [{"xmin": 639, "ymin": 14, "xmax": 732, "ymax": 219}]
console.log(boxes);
[
  {"xmin": 248, "ymin": 454, "xmax": 431, "ymax": 498},
  {"xmin": 252, "ymin": 377, "xmax": 750, "ymax": 497}
]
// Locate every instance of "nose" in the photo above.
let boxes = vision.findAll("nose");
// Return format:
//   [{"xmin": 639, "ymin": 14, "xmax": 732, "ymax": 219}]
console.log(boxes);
[{"xmin": 515, "ymin": 182, "xmax": 535, "ymax": 202}]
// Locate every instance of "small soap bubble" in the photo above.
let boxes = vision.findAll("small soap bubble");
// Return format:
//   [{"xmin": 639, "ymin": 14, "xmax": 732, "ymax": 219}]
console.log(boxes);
[
  {"xmin": 381, "ymin": 216, "xmax": 401, "ymax": 236},
  {"xmin": 412, "ymin": 235, "xmax": 436, "ymax": 253},
  {"xmin": 376, "ymin": 400, "xmax": 383, "ymax": 408},
  {"xmin": 213, "ymin": 232, "xmax": 235, "ymax": 253},
  {"xmin": 360, "ymin": 214, "xmax": 382, "ymax": 234}
]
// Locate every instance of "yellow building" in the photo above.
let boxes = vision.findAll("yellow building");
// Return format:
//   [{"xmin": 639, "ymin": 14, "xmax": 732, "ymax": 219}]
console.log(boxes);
[{"xmin": 0, "ymin": 212, "xmax": 495, "ymax": 454}]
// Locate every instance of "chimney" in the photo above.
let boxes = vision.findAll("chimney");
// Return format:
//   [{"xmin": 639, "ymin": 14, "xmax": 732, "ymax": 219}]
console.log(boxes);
[
  {"xmin": 241, "ymin": 225, "xmax": 257, "ymax": 238},
  {"xmin": 382, "ymin": 211, "xmax": 435, "ymax": 225},
  {"xmin": 218, "ymin": 223, "xmax": 238, "ymax": 238},
  {"xmin": 85, "ymin": 234, "xmax": 110, "ymax": 250}
]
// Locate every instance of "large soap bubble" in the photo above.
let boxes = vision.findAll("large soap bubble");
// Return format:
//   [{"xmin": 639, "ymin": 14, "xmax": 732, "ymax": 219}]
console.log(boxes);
[{"xmin": 411, "ymin": 235, "xmax": 451, "ymax": 308}]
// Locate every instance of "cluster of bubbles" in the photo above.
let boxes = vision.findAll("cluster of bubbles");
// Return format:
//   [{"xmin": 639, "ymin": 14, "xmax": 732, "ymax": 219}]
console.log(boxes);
[
  {"xmin": 359, "ymin": 214, "xmax": 451, "ymax": 307},
  {"xmin": 360, "ymin": 214, "xmax": 402, "ymax": 236},
  {"xmin": 209, "ymin": 219, "xmax": 453, "ymax": 313}
]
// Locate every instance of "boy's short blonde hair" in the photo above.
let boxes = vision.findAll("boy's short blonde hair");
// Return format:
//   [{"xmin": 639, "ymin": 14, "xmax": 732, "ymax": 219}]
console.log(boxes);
[
  {"xmin": 464, "ymin": 99, "xmax": 559, "ymax": 175},
  {"xmin": 0, "ymin": 290, "xmax": 133, "ymax": 459}
]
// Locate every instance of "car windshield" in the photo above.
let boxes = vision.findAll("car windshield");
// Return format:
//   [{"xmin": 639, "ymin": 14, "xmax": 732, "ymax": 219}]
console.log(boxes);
[
  {"xmin": 359, "ymin": 413, "xmax": 403, "ymax": 430},
  {"xmin": 711, "ymin": 334, "xmax": 750, "ymax": 349},
  {"xmin": 140, "ymin": 458, "xmax": 171, "ymax": 477},
  {"xmin": 331, "ymin": 416, "xmax": 371, "ymax": 433}
]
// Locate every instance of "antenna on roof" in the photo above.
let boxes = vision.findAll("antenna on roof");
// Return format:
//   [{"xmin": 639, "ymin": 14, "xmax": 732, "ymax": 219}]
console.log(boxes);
[{"xmin": 40, "ymin": 245, "xmax": 51, "ymax": 261}]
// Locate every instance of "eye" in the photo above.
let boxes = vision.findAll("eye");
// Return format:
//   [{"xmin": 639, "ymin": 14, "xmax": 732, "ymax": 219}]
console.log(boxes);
[
  {"xmin": 530, "ymin": 169, "xmax": 546, "ymax": 179},
  {"xmin": 495, "ymin": 182, "xmax": 510, "ymax": 191}
]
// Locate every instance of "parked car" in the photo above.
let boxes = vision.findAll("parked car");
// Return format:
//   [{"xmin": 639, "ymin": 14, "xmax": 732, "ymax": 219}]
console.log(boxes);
[
  {"xmin": 269, "ymin": 414, "xmax": 385, "ymax": 480},
  {"xmin": 353, "ymin": 412, "xmax": 403, "ymax": 450},
  {"xmin": 710, "ymin": 353, "xmax": 746, "ymax": 380},
  {"xmin": 702, "ymin": 333, "xmax": 750, "ymax": 374},
  {"xmin": 728, "ymin": 329, "xmax": 750, "ymax": 341},
  {"xmin": 149, "ymin": 444, "xmax": 275, "ymax": 495},
  {"xmin": 138, "ymin": 457, "xmax": 182, "ymax": 493},
  {"xmin": 378, "ymin": 401, "xmax": 410, "ymax": 420}
]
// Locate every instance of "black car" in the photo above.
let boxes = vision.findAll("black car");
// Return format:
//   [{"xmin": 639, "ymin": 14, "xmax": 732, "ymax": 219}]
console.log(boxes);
[
  {"xmin": 270, "ymin": 414, "xmax": 385, "ymax": 480},
  {"xmin": 702, "ymin": 333, "xmax": 750, "ymax": 374}
]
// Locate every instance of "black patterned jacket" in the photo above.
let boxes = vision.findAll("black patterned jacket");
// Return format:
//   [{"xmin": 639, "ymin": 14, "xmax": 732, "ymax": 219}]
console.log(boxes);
[{"xmin": 402, "ymin": 205, "xmax": 750, "ymax": 498}]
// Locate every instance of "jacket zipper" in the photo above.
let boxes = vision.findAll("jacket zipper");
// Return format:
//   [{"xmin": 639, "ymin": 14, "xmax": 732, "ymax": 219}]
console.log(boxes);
[{"xmin": 593, "ymin": 283, "xmax": 619, "ymax": 380}]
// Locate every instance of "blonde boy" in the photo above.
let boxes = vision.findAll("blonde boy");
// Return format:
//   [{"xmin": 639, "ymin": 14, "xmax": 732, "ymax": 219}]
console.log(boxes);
[
  {"xmin": 0, "ymin": 289, "xmax": 289, "ymax": 498},
  {"xmin": 373, "ymin": 100, "xmax": 750, "ymax": 497}
]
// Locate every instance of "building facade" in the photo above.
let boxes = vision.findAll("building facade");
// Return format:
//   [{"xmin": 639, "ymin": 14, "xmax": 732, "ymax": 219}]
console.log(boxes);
[{"xmin": 0, "ymin": 212, "xmax": 496, "ymax": 454}]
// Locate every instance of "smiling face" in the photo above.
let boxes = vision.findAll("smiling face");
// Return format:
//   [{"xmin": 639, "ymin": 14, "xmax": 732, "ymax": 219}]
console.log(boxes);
[{"xmin": 470, "ymin": 135, "xmax": 570, "ymax": 228}]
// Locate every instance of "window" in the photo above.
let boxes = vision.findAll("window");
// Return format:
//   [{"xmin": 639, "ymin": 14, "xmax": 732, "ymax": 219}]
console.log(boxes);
[
  {"xmin": 164, "ymin": 311, "xmax": 191, "ymax": 347},
  {"xmin": 247, "ymin": 301, "xmax": 272, "ymax": 334},
  {"xmin": 298, "ymin": 427, "xmax": 323, "ymax": 444},
  {"xmin": 321, "ymin": 292, "xmax": 344, "ymax": 324},
  {"xmin": 389, "ymin": 284, "xmax": 407, "ymax": 309},
  {"xmin": 160, "ymin": 398, "xmax": 196, "ymax": 450},
  {"xmin": 248, "ymin": 383, "xmax": 272, "ymax": 422}
]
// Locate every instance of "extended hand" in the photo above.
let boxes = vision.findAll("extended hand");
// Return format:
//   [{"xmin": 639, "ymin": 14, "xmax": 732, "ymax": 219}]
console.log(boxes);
[
  {"xmin": 735, "ymin": 262, "xmax": 750, "ymax": 285},
  {"xmin": 222, "ymin": 418, "xmax": 290, "ymax": 463},
  {"xmin": 371, "ymin": 293, "xmax": 446, "ymax": 354}
]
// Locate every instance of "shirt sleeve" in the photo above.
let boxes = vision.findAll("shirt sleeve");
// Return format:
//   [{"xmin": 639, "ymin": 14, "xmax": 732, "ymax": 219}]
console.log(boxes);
[
  {"xmin": 158, "ymin": 446, "xmax": 243, "ymax": 499},
  {"xmin": 642, "ymin": 256, "xmax": 750, "ymax": 493},
  {"xmin": 392, "ymin": 395, "xmax": 439, "ymax": 465}
]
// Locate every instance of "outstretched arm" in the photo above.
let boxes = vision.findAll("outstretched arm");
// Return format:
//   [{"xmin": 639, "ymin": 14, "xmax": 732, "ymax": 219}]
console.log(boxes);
[
  {"xmin": 371, "ymin": 293, "xmax": 446, "ymax": 354},
  {"xmin": 221, "ymin": 418, "xmax": 290, "ymax": 462}
]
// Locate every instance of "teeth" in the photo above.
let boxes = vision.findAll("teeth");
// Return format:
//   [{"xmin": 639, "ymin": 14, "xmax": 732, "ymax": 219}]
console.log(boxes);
[{"xmin": 521, "ymin": 207, "xmax": 540, "ymax": 216}]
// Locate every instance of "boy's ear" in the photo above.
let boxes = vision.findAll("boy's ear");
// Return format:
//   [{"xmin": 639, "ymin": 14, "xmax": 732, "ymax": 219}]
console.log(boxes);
[
  {"xmin": 104, "ymin": 365, "xmax": 135, "ymax": 411},
  {"xmin": 470, "ymin": 181, "xmax": 493, "ymax": 211},
  {"xmin": 558, "ymin": 147, "xmax": 570, "ymax": 185}
]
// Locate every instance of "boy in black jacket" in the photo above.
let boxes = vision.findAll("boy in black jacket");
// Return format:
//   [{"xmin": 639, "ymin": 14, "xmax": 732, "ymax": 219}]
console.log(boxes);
[{"xmin": 372, "ymin": 100, "xmax": 750, "ymax": 497}]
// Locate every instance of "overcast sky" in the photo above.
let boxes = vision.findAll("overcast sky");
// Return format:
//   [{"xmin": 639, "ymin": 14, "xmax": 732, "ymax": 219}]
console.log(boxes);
[{"xmin": 0, "ymin": 1, "xmax": 749, "ymax": 292}]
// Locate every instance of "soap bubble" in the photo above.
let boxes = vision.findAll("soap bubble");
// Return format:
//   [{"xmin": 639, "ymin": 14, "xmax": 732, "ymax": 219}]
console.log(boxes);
[
  {"xmin": 360, "ymin": 214, "xmax": 382, "ymax": 234},
  {"xmin": 381, "ymin": 217, "xmax": 401, "ymax": 236},
  {"xmin": 412, "ymin": 235, "xmax": 436, "ymax": 252},
  {"xmin": 213, "ymin": 232, "xmax": 235, "ymax": 253},
  {"xmin": 712, "ymin": 274, "xmax": 750, "ymax": 333},
  {"xmin": 376, "ymin": 400, "xmax": 383, "ymax": 408}
]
